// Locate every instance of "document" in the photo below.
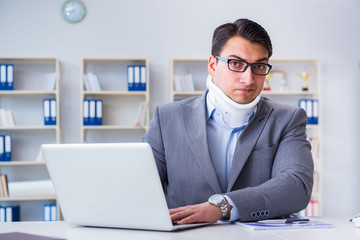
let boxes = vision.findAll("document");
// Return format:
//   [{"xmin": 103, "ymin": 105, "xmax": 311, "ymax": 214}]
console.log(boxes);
[{"xmin": 235, "ymin": 218, "xmax": 334, "ymax": 230}]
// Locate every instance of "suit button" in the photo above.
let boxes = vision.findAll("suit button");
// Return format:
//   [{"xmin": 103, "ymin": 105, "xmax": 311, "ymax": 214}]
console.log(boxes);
[
  {"xmin": 264, "ymin": 210, "xmax": 269, "ymax": 216},
  {"xmin": 251, "ymin": 212, "xmax": 256, "ymax": 218}
]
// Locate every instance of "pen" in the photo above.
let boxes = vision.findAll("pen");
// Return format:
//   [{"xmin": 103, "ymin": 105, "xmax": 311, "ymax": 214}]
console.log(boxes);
[{"xmin": 258, "ymin": 218, "xmax": 309, "ymax": 224}]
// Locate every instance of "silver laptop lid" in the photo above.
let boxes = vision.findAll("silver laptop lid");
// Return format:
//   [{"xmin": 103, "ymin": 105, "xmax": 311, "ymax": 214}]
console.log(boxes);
[{"xmin": 42, "ymin": 143, "xmax": 176, "ymax": 231}]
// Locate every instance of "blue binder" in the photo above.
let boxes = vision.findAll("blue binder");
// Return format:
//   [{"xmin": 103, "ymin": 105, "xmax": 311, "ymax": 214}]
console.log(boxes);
[
  {"xmin": 0, "ymin": 206, "xmax": 5, "ymax": 222},
  {"xmin": 83, "ymin": 99, "xmax": 90, "ymax": 125},
  {"xmin": 50, "ymin": 99, "xmax": 56, "ymax": 125},
  {"xmin": 6, "ymin": 64, "xmax": 14, "ymax": 90},
  {"xmin": 0, "ymin": 135, "xmax": 4, "ymax": 161},
  {"xmin": 88, "ymin": 99, "xmax": 96, "ymax": 125},
  {"xmin": 4, "ymin": 134, "xmax": 11, "ymax": 161},
  {"xmin": 43, "ymin": 99, "xmax": 51, "ymax": 125},
  {"xmin": 140, "ymin": 65, "xmax": 146, "ymax": 91},
  {"xmin": 0, "ymin": 65, "xmax": 6, "ymax": 90},
  {"xmin": 95, "ymin": 99, "xmax": 103, "ymax": 125},
  {"xmin": 5, "ymin": 206, "xmax": 20, "ymax": 222},
  {"xmin": 127, "ymin": 65, "xmax": 135, "ymax": 91}
]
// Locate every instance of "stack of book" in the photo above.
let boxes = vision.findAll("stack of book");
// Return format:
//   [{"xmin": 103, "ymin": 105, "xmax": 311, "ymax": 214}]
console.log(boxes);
[
  {"xmin": 0, "ymin": 174, "xmax": 9, "ymax": 198},
  {"xmin": 83, "ymin": 72, "xmax": 102, "ymax": 91},
  {"xmin": 0, "ymin": 109, "xmax": 15, "ymax": 127},
  {"xmin": 173, "ymin": 74, "xmax": 195, "ymax": 92},
  {"xmin": 0, "ymin": 64, "xmax": 14, "ymax": 90},
  {"xmin": 134, "ymin": 101, "xmax": 146, "ymax": 127},
  {"xmin": 42, "ymin": 72, "xmax": 57, "ymax": 91}
]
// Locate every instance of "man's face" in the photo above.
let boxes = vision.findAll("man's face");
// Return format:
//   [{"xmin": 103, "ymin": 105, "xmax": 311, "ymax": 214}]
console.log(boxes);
[{"xmin": 208, "ymin": 36, "xmax": 269, "ymax": 104}]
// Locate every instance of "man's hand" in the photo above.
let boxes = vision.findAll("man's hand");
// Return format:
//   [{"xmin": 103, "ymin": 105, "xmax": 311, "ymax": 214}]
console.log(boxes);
[{"xmin": 169, "ymin": 202, "xmax": 222, "ymax": 225}]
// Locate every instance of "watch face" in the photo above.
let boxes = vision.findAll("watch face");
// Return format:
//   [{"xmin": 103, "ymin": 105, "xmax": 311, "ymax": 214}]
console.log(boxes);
[
  {"xmin": 209, "ymin": 194, "xmax": 224, "ymax": 204},
  {"xmin": 62, "ymin": 0, "xmax": 86, "ymax": 23}
]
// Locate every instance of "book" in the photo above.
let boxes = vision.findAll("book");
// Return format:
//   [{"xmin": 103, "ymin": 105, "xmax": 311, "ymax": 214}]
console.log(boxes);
[
  {"xmin": 43, "ymin": 72, "xmax": 56, "ymax": 91},
  {"xmin": 0, "ymin": 174, "xmax": 9, "ymax": 198},
  {"xmin": 135, "ymin": 101, "xmax": 146, "ymax": 127},
  {"xmin": 84, "ymin": 72, "xmax": 101, "ymax": 92}
]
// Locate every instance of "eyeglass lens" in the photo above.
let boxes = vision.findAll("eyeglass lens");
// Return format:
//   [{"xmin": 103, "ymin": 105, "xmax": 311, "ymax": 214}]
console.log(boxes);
[{"xmin": 228, "ymin": 59, "xmax": 270, "ymax": 75}]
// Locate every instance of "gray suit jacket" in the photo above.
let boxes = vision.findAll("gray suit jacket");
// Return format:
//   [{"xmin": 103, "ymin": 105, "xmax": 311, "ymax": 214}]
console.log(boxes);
[{"xmin": 142, "ymin": 92, "xmax": 313, "ymax": 221}]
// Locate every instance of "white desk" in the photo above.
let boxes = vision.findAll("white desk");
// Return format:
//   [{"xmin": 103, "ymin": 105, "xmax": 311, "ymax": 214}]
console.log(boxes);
[{"xmin": 0, "ymin": 217, "xmax": 359, "ymax": 240}]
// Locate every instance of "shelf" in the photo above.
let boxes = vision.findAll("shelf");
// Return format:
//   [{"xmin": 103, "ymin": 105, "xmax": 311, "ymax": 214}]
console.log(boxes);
[
  {"xmin": 0, "ymin": 195, "xmax": 57, "ymax": 201},
  {"xmin": 0, "ymin": 161, "xmax": 45, "ymax": 166},
  {"xmin": 0, "ymin": 90, "xmax": 57, "ymax": 96},
  {"xmin": 0, "ymin": 126, "xmax": 58, "ymax": 130},
  {"xmin": 83, "ymin": 91, "xmax": 147, "ymax": 96},
  {"xmin": 83, "ymin": 125, "xmax": 147, "ymax": 130},
  {"xmin": 261, "ymin": 91, "xmax": 319, "ymax": 96}
]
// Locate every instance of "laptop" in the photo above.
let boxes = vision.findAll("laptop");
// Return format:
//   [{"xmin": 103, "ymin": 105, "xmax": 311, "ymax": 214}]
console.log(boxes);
[{"xmin": 41, "ymin": 142, "xmax": 212, "ymax": 231}]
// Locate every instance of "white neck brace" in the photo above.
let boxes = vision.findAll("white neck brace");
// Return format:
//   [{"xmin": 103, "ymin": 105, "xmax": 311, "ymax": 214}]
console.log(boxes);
[{"xmin": 207, "ymin": 75, "xmax": 260, "ymax": 128}]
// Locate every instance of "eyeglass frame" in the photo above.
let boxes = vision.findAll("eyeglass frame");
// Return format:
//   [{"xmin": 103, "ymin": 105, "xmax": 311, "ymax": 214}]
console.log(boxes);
[{"xmin": 215, "ymin": 56, "xmax": 272, "ymax": 76}]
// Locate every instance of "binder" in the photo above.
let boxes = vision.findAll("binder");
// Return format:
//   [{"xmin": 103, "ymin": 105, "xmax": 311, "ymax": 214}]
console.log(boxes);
[
  {"xmin": 89, "ymin": 99, "xmax": 96, "ymax": 125},
  {"xmin": 83, "ymin": 99, "xmax": 89, "ymax": 125},
  {"xmin": 6, "ymin": 64, "xmax": 14, "ymax": 90},
  {"xmin": 0, "ymin": 207, "xmax": 5, "ymax": 222},
  {"xmin": 306, "ymin": 99, "xmax": 313, "ymax": 124},
  {"xmin": 95, "ymin": 99, "xmax": 103, "ymax": 125},
  {"xmin": 0, "ymin": 65, "xmax": 6, "ymax": 90},
  {"xmin": 43, "ymin": 204, "xmax": 57, "ymax": 221},
  {"xmin": 43, "ymin": 99, "xmax": 51, "ymax": 125},
  {"xmin": 313, "ymin": 99, "xmax": 319, "ymax": 124},
  {"xmin": 50, "ymin": 99, "xmax": 56, "ymax": 125},
  {"xmin": 4, "ymin": 134, "xmax": 11, "ymax": 161},
  {"xmin": 134, "ymin": 65, "xmax": 140, "ymax": 90},
  {"xmin": 140, "ymin": 65, "xmax": 146, "ymax": 91},
  {"xmin": 43, "ymin": 204, "xmax": 51, "ymax": 221},
  {"xmin": 127, "ymin": 65, "xmax": 134, "ymax": 91},
  {"xmin": 5, "ymin": 206, "xmax": 20, "ymax": 222},
  {"xmin": 0, "ymin": 135, "xmax": 4, "ymax": 161},
  {"xmin": 51, "ymin": 204, "xmax": 57, "ymax": 221}
]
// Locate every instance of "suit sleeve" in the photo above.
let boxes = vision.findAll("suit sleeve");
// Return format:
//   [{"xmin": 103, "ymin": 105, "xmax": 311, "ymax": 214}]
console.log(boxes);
[
  {"xmin": 227, "ymin": 107, "xmax": 314, "ymax": 221},
  {"xmin": 141, "ymin": 107, "xmax": 168, "ymax": 186}
]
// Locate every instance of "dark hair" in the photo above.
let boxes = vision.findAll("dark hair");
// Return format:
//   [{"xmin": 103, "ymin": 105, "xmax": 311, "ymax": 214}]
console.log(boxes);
[{"xmin": 211, "ymin": 18, "xmax": 272, "ymax": 58}]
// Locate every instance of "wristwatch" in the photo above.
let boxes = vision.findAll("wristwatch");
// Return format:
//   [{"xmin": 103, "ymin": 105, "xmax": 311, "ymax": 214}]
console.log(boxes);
[{"xmin": 208, "ymin": 194, "xmax": 228, "ymax": 218}]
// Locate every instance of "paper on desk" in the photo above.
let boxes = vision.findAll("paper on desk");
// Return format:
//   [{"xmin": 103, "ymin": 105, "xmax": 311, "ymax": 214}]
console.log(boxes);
[{"xmin": 235, "ymin": 219, "xmax": 334, "ymax": 230}]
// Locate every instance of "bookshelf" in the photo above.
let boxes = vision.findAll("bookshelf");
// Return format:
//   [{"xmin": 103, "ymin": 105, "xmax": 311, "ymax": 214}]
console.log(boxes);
[
  {"xmin": 169, "ymin": 58, "xmax": 322, "ymax": 216},
  {"xmin": 170, "ymin": 59, "xmax": 208, "ymax": 102},
  {"xmin": 0, "ymin": 57, "xmax": 61, "ymax": 221},
  {"xmin": 80, "ymin": 58, "xmax": 150, "ymax": 143}
]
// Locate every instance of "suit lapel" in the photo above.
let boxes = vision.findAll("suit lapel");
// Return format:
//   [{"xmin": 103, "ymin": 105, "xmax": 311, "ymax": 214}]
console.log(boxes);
[
  {"xmin": 227, "ymin": 98, "xmax": 273, "ymax": 191},
  {"xmin": 180, "ymin": 93, "xmax": 223, "ymax": 193}
]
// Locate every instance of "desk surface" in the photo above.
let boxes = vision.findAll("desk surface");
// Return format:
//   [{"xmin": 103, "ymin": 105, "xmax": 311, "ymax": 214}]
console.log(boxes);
[{"xmin": 1, "ymin": 217, "xmax": 359, "ymax": 240}]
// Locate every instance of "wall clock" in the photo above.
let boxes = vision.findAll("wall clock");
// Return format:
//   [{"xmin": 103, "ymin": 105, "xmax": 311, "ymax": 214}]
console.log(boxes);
[{"xmin": 62, "ymin": 0, "xmax": 86, "ymax": 23}]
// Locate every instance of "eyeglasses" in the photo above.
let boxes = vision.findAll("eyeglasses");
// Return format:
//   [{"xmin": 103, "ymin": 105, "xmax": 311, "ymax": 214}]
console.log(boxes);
[{"xmin": 215, "ymin": 56, "xmax": 272, "ymax": 76}]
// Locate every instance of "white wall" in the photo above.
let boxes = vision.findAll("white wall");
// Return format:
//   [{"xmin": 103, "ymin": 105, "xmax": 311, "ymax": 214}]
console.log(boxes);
[{"xmin": 1, "ymin": 0, "xmax": 360, "ymax": 217}]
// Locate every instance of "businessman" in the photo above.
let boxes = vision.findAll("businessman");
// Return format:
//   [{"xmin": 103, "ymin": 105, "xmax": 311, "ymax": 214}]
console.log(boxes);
[{"xmin": 142, "ymin": 18, "xmax": 313, "ymax": 224}]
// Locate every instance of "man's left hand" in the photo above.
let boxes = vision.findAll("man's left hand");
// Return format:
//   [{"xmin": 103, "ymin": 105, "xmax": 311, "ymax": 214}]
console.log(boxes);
[{"xmin": 169, "ymin": 202, "xmax": 222, "ymax": 225}]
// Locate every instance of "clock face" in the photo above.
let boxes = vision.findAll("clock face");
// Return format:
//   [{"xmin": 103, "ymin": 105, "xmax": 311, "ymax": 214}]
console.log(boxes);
[{"xmin": 62, "ymin": 0, "xmax": 86, "ymax": 23}]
